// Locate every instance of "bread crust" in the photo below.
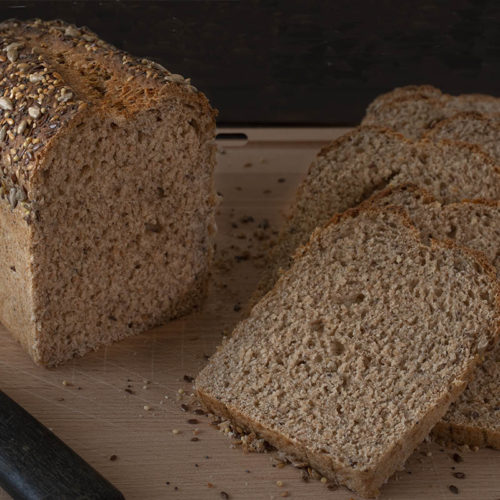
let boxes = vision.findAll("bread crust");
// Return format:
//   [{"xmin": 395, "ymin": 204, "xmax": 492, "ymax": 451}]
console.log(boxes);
[{"xmin": 0, "ymin": 18, "xmax": 216, "ymax": 217}]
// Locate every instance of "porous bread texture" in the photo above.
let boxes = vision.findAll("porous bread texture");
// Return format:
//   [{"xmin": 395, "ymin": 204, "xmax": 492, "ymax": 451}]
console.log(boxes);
[
  {"xmin": 256, "ymin": 126, "xmax": 500, "ymax": 300},
  {"xmin": 0, "ymin": 19, "xmax": 217, "ymax": 366},
  {"xmin": 362, "ymin": 87, "xmax": 500, "ymax": 140},
  {"xmin": 365, "ymin": 185, "xmax": 500, "ymax": 449},
  {"xmin": 365, "ymin": 85, "xmax": 443, "ymax": 116},
  {"xmin": 424, "ymin": 112, "xmax": 500, "ymax": 164},
  {"xmin": 196, "ymin": 209, "xmax": 499, "ymax": 498}
]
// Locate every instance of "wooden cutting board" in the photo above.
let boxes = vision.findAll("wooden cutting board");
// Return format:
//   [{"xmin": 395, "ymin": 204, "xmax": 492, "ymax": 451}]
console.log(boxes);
[{"xmin": 0, "ymin": 128, "xmax": 498, "ymax": 500}]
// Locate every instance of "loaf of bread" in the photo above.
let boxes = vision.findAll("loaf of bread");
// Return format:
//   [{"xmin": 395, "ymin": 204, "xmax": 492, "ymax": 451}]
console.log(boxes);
[
  {"xmin": 365, "ymin": 185, "xmax": 500, "ymax": 449},
  {"xmin": 424, "ymin": 111, "xmax": 500, "ymax": 163},
  {"xmin": 0, "ymin": 19, "xmax": 217, "ymax": 366},
  {"xmin": 196, "ymin": 208, "xmax": 499, "ymax": 498},
  {"xmin": 362, "ymin": 86, "xmax": 500, "ymax": 140},
  {"xmin": 255, "ymin": 126, "xmax": 500, "ymax": 301}
]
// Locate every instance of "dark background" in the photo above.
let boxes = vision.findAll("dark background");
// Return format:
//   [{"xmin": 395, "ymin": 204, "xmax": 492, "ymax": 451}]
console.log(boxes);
[{"xmin": 1, "ymin": 0, "xmax": 499, "ymax": 125}]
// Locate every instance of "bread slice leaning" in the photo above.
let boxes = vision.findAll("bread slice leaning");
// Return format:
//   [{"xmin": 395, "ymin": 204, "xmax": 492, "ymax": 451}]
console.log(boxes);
[
  {"xmin": 365, "ymin": 185, "xmax": 500, "ymax": 448},
  {"xmin": 196, "ymin": 208, "xmax": 499, "ymax": 498},
  {"xmin": 424, "ymin": 112, "xmax": 500, "ymax": 163},
  {"xmin": 255, "ymin": 126, "xmax": 500, "ymax": 302}
]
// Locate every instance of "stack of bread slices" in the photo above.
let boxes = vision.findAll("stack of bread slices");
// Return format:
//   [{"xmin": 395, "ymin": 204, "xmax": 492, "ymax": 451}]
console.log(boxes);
[{"xmin": 196, "ymin": 85, "xmax": 500, "ymax": 497}]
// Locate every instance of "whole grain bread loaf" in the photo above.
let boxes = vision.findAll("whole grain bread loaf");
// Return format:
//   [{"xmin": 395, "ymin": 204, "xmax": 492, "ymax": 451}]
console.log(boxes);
[
  {"xmin": 196, "ymin": 208, "xmax": 499, "ymax": 498},
  {"xmin": 255, "ymin": 126, "xmax": 500, "ymax": 301},
  {"xmin": 365, "ymin": 185, "xmax": 500, "ymax": 449},
  {"xmin": 424, "ymin": 112, "xmax": 500, "ymax": 163},
  {"xmin": 0, "ymin": 19, "xmax": 218, "ymax": 366},
  {"xmin": 362, "ymin": 87, "xmax": 500, "ymax": 140}
]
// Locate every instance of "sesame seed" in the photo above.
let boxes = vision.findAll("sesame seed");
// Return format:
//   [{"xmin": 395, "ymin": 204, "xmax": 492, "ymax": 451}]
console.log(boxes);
[
  {"xmin": 62, "ymin": 380, "xmax": 70, "ymax": 386},
  {"xmin": 320, "ymin": 477, "xmax": 328, "ymax": 483},
  {"xmin": 172, "ymin": 429, "xmax": 180, "ymax": 435},
  {"xmin": 276, "ymin": 480, "xmax": 284, "ymax": 487},
  {"xmin": 143, "ymin": 405, "xmax": 151, "ymax": 411}
]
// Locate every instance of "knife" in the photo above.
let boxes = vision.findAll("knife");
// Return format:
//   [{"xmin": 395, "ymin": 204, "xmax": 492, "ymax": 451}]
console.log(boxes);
[{"xmin": 0, "ymin": 390, "xmax": 124, "ymax": 500}]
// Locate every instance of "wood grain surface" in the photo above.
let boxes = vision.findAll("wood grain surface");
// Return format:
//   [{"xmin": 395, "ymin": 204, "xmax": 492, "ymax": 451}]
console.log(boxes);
[{"xmin": 0, "ymin": 129, "xmax": 498, "ymax": 500}]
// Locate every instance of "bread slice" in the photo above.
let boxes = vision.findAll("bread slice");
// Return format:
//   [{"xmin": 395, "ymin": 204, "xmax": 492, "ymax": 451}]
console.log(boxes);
[
  {"xmin": 424, "ymin": 112, "xmax": 500, "ymax": 163},
  {"xmin": 365, "ymin": 185, "xmax": 500, "ymax": 449},
  {"xmin": 0, "ymin": 19, "xmax": 217, "ymax": 366},
  {"xmin": 196, "ymin": 208, "xmax": 499, "ymax": 498},
  {"xmin": 362, "ymin": 95, "xmax": 447, "ymax": 140},
  {"xmin": 366, "ymin": 85, "xmax": 500, "ymax": 117},
  {"xmin": 256, "ymin": 126, "xmax": 500, "ymax": 300},
  {"xmin": 365, "ymin": 84, "xmax": 443, "ymax": 116},
  {"xmin": 362, "ymin": 90, "xmax": 500, "ymax": 139}
]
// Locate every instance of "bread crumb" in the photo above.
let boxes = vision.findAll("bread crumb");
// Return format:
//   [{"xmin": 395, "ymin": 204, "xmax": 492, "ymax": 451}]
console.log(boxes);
[
  {"xmin": 276, "ymin": 481, "xmax": 284, "ymax": 487},
  {"xmin": 172, "ymin": 429, "xmax": 180, "ymax": 435}
]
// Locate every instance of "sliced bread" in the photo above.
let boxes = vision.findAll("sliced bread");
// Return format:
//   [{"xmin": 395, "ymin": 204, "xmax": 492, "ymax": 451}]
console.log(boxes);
[
  {"xmin": 365, "ymin": 185, "xmax": 500, "ymax": 448},
  {"xmin": 362, "ymin": 90, "xmax": 500, "ymax": 140},
  {"xmin": 424, "ymin": 112, "xmax": 500, "ymax": 163},
  {"xmin": 256, "ymin": 126, "xmax": 500, "ymax": 300},
  {"xmin": 196, "ymin": 208, "xmax": 499, "ymax": 498},
  {"xmin": 365, "ymin": 84, "xmax": 443, "ymax": 116}
]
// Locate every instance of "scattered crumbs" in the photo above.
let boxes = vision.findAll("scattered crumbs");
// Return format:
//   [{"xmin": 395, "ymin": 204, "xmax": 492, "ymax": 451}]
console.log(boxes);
[
  {"xmin": 178, "ymin": 388, "xmax": 185, "ymax": 395},
  {"xmin": 142, "ymin": 385, "xmax": 148, "ymax": 390},
  {"xmin": 452, "ymin": 453, "xmax": 463, "ymax": 463},
  {"xmin": 220, "ymin": 492, "xmax": 229, "ymax": 499},
  {"xmin": 451, "ymin": 466, "xmax": 456, "ymax": 470},
  {"xmin": 174, "ymin": 486, "xmax": 178, "ymax": 491},
  {"xmin": 187, "ymin": 419, "xmax": 199, "ymax": 425},
  {"xmin": 62, "ymin": 380, "xmax": 71, "ymax": 386},
  {"xmin": 143, "ymin": 405, "xmax": 151, "ymax": 411},
  {"xmin": 320, "ymin": 477, "xmax": 328, "ymax": 484},
  {"xmin": 195, "ymin": 463, "xmax": 199, "ymax": 467},
  {"xmin": 166, "ymin": 481, "xmax": 170, "ymax": 485},
  {"xmin": 193, "ymin": 409, "xmax": 205, "ymax": 415},
  {"xmin": 453, "ymin": 472, "xmax": 466, "ymax": 479},
  {"xmin": 278, "ymin": 177, "xmax": 286, "ymax": 183},
  {"xmin": 276, "ymin": 480, "xmax": 284, "ymax": 487},
  {"xmin": 172, "ymin": 429, "xmax": 180, "ymax": 435},
  {"xmin": 245, "ymin": 470, "xmax": 250, "ymax": 473},
  {"xmin": 243, "ymin": 162, "xmax": 252, "ymax": 168},
  {"xmin": 124, "ymin": 388, "xmax": 135, "ymax": 394},
  {"xmin": 449, "ymin": 485, "xmax": 459, "ymax": 494},
  {"xmin": 181, "ymin": 404, "xmax": 189, "ymax": 412},
  {"xmin": 207, "ymin": 482, "xmax": 214, "ymax": 488},
  {"xmin": 143, "ymin": 379, "xmax": 150, "ymax": 384},
  {"xmin": 190, "ymin": 437, "xmax": 199, "ymax": 442},
  {"xmin": 183, "ymin": 375, "xmax": 194, "ymax": 383},
  {"xmin": 109, "ymin": 454, "xmax": 117, "ymax": 462},
  {"xmin": 233, "ymin": 303, "xmax": 242, "ymax": 312},
  {"xmin": 281, "ymin": 492, "xmax": 289, "ymax": 498},
  {"xmin": 9, "ymin": 265, "xmax": 16, "ymax": 272},
  {"xmin": 205, "ymin": 455, "xmax": 210, "ymax": 459}
]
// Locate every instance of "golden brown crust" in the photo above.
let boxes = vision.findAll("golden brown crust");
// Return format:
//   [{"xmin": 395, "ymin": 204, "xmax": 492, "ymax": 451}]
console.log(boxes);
[
  {"xmin": 423, "ymin": 111, "xmax": 500, "ymax": 140},
  {"xmin": 0, "ymin": 18, "xmax": 216, "ymax": 217}
]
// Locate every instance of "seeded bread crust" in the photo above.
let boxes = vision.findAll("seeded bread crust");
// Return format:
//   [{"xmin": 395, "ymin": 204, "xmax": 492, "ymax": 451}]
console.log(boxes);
[
  {"xmin": 364, "ymin": 184, "xmax": 500, "ymax": 449},
  {"xmin": 0, "ymin": 19, "xmax": 217, "ymax": 365},
  {"xmin": 197, "ymin": 207, "xmax": 499, "ymax": 498},
  {"xmin": 0, "ymin": 18, "xmax": 214, "ymax": 218}
]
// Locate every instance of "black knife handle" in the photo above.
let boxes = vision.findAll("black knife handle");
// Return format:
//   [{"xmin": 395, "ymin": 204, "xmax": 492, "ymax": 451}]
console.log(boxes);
[{"xmin": 0, "ymin": 390, "xmax": 125, "ymax": 500}]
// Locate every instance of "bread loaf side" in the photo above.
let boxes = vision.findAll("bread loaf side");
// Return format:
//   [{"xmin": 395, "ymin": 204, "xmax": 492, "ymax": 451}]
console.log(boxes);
[{"xmin": 0, "ymin": 19, "xmax": 217, "ymax": 365}]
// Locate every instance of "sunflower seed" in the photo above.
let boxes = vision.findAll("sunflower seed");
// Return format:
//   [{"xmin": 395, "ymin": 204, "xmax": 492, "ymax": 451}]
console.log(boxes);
[
  {"xmin": 0, "ymin": 125, "xmax": 6, "ymax": 142},
  {"xmin": 0, "ymin": 96, "xmax": 13, "ymax": 111},
  {"xmin": 28, "ymin": 105, "xmax": 40, "ymax": 119},
  {"xmin": 29, "ymin": 73, "xmax": 43, "ymax": 83},
  {"xmin": 17, "ymin": 119, "xmax": 27, "ymax": 135},
  {"xmin": 8, "ymin": 188, "xmax": 17, "ymax": 208}
]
